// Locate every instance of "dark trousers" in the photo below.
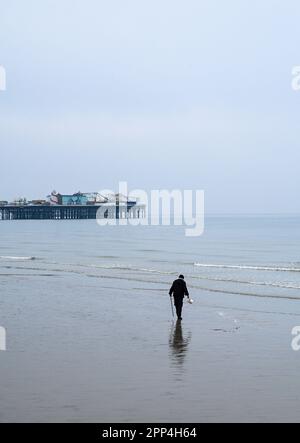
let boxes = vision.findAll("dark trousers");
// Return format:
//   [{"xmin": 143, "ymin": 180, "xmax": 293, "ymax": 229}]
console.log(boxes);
[{"xmin": 174, "ymin": 296, "xmax": 183, "ymax": 319}]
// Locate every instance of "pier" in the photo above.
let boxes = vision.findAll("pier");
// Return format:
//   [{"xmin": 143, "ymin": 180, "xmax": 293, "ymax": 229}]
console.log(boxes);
[{"xmin": 0, "ymin": 203, "xmax": 145, "ymax": 221}]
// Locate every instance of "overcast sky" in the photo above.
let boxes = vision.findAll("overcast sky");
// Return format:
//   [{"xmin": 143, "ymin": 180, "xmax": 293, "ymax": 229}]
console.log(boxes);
[{"xmin": 0, "ymin": 0, "xmax": 299, "ymax": 213}]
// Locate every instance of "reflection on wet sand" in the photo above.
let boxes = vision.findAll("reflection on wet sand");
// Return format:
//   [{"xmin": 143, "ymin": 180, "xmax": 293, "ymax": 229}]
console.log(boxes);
[{"xmin": 169, "ymin": 320, "xmax": 192, "ymax": 372}]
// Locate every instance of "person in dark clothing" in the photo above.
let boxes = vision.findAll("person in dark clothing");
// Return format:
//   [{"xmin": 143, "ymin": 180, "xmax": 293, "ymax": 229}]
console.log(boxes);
[{"xmin": 169, "ymin": 274, "xmax": 190, "ymax": 320}]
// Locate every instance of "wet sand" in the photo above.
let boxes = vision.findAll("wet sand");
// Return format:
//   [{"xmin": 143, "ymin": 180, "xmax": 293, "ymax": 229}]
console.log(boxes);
[{"xmin": 1, "ymin": 271, "xmax": 300, "ymax": 422}]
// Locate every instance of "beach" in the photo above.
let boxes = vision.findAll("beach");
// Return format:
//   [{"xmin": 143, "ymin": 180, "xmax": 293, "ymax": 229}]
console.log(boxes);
[{"xmin": 1, "ymin": 216, "xmax": 300, "ymax": 422}]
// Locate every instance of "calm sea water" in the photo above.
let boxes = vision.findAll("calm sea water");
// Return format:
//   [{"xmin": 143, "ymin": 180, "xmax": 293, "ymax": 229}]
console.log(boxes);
[{"xmin": 0, "ymin": 215, "xmax": 300, "ymax": 422}]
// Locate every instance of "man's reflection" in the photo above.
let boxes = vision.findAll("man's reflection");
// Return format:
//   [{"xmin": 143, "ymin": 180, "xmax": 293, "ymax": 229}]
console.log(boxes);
[{"xmin": 169, "ymin": 320, "xmax": 191, "ymax": 370}]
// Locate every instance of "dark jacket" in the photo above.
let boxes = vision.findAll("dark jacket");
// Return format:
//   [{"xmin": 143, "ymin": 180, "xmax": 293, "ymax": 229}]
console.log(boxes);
[{"xmin": 169, "ymin": 278, "xmax": 189, "ymax": 298}]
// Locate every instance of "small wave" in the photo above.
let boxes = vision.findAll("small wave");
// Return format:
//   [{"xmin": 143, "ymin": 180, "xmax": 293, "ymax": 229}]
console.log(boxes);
[
  {"xmin": 189, "ymin": 283, "xmax": 300, "ymax": 301},
  {"xmin": 194, "ymin": 263, "xmax": 300, "ymax": 272},
  {"xmin": 48, "ymin": 261, "xmax": 176, "ymax": 276},
  {"xmin": 0, "ymin": 255, "xmax": 36, "ymax": 261},
  {"xmin": 191, "ymin": 275, "xmax": 300, "ymax": 290},
  {"xmin": 88, "ymin": 263, "xmax": 176, "ymax": 275}
]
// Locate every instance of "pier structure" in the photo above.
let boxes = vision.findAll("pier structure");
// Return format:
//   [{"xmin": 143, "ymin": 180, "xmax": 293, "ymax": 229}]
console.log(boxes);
[
  {"xmin": 0, "ymin": 190, "xmax": 146, "ymax": 221},
  {"xmin": 0, "ymin": 203, "xmax": 146, "ymax": 221}
]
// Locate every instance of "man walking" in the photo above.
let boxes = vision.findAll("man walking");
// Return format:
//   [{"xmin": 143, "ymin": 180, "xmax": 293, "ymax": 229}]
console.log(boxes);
[{"xmin": 169, "ymin": 275, "xmax": 190, "ymax": 320}]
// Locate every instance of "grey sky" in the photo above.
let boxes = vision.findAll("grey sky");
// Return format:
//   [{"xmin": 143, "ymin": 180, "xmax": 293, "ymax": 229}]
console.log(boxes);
[{"xmin": 0, "ymin": 0, "xmax": 299, "ymax": 213}]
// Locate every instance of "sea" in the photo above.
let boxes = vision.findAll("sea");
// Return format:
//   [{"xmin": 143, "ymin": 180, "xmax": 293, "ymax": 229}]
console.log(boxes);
[{"xmin": 0, "ymin": 215, "xmax": 300, "ymax": 422}]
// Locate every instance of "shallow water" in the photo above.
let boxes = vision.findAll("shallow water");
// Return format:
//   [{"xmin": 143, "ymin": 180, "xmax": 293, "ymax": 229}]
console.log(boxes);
[{"xmin": 0, "ymin": 216, "xmax": 300, "ymax": 422}]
